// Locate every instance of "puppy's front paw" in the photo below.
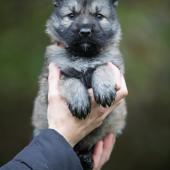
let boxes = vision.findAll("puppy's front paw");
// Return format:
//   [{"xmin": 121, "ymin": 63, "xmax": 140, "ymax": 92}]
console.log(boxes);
[
  {"xmin": 61, "ymin": 78, "xmax": 91, "ymax": 119},
  {"xmin": 92, "ymin": 65, "xmax": 116, "ymax": 107},
  {"xmin": 68, "ymin": 96, "xmax": 91, "ymax": 119},
  {"xmin": 93, "ymin": 83, "xmax": 116, "ymax": 107}
]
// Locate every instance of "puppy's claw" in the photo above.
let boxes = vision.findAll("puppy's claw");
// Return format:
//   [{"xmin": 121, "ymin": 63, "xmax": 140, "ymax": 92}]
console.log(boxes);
[
  {"xmin": 68, "ymin": 103, "xmax": 91, "ymax": 119},
  {"xmin": 94, "ymin": 90, "xmax": 116, "ymax": 108}
]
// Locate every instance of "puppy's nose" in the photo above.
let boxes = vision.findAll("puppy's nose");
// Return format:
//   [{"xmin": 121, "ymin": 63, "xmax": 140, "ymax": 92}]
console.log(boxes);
[{"xmin": 79, "ymin": 28, "xmax": 92, "ymax": 37}]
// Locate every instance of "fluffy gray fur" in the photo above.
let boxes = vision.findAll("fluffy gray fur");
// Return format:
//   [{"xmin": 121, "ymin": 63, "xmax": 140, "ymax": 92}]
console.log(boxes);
[{"xmin": 32, "ymin": 0, "xmax": 127, "ymax": 169}]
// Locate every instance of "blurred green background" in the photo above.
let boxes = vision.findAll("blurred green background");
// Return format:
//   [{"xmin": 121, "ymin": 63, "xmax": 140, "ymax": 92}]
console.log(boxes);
[{"xmin": 0, "ymin": 0, "xmax": 170, "ymax": 169}]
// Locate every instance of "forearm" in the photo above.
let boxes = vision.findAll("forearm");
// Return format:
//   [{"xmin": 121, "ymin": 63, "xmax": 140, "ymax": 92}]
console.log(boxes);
[{"xmin": 1, "ymin": 129, "xmax": 82, "ymax": 170}]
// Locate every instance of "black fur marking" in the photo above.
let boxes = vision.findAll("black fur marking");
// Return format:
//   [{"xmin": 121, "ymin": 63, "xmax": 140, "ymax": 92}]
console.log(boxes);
[
  {"xmin": 79, "ymin": 153, "xmax": 94, "ymax": 170},
  {"xmin": 61, "ymin": 67, "xmax": 96, "ymax": 89},
  {"xmin": 67, "ymin": 41, "xmax": 101, "ymax": 57},
  {"xmin": 74, "ymin": 143, "xmax": 95, "ymax": 170},
  {"xmin": 74, "ymin": 141, "xmax": 93, "ymax": 154}
]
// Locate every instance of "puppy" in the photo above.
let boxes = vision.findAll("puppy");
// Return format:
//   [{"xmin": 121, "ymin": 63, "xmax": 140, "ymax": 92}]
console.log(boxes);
[{"xmin": 32, "ymin": 0, "xmax": 127, "ymax": 169}]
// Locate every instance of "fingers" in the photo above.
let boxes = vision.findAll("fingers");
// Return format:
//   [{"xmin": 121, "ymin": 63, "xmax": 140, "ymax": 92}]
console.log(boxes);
[
  {"xmin": 115, "ymin": 74, "xmax": 128, "ymax": 102},
  {"xmin": 48, "ymin": 63, "xmax": 61, "ymax": 102},
  {"xmin": 99, "ymin": 133, "xmax": 115, "ymax": 166},
  {"xmin": 108, "ymin": 62, "xmax": 128, "ymax": 102},
  {"xmin": 108, "ymin": 62, "xmax": 121, "ymax": 90},
  {"xmin": 93, "ymin": 141, "xmax": 104, "ymax": 170},
  {"xmin": 93, "ymin": 133, "xmax": 116, "ymax": 170},
  {"xmin": 88, "ymin": 88, "xmax": 96, "ymax": 107}
]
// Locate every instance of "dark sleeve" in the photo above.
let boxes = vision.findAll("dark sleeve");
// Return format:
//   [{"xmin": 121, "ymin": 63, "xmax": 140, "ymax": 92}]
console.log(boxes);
[{"xmin": 1, "ymin": 129, "xmax": 83, "ymax": 170}]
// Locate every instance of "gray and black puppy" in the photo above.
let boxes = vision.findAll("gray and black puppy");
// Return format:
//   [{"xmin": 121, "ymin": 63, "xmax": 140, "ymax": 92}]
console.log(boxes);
[{"xmin": 32, "ymin": 0, "xmax": 127, "ymax": 169}]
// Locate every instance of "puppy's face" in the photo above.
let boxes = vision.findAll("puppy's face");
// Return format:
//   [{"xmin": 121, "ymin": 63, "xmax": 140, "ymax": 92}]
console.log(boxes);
[{"xmin": 47, "ymin": 0, "xmax": 121, "ymax": 56}]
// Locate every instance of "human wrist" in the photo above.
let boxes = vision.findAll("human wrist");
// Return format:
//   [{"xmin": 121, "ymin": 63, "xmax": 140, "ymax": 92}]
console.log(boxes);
[{"xmin": 48, "ymin": 125, "xmax": 79, "ymax": 147}]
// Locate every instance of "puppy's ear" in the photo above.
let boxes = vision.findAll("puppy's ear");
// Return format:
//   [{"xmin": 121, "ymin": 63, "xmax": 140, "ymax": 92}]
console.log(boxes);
[
  {"xmin": 112, "ymin": 0, "xmax": 119, "ymax": 7},
  {"xmin": 52, "ymin": 0, "xmax": 62, "ymax": 7}
]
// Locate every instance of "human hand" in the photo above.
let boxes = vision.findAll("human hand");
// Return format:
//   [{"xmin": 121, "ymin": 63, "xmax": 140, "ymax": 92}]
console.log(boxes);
[
  {"xmin": 47, "ymin": 63, "xmax": 128, "ymax": 147},
  {"xmin": 47, "ymin": 63, "xmax": 113, "ymax": 146}
]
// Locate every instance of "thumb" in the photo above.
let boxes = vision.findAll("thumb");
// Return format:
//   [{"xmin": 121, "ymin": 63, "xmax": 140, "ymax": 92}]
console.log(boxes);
[{"xmin": 48, "ymin": 63, "xmax": 61, "ymax": 99}]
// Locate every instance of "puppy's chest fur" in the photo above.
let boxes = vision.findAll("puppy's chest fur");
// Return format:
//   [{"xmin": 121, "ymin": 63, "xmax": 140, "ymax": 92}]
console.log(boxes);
[
  {"xmin": 46, "ymin": 44, "xmax": 124, "ymax": 90},
  {"xmin": 46, "ymin": 44, "xmax": 124, "ymax": 73}
]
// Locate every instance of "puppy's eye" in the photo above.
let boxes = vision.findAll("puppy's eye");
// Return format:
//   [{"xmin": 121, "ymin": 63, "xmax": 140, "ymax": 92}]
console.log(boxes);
[
  {"xmin": 67, "ymin": 13, "xmax": 76, "ymax": 19},
  {"xmin": 96, "ymin": 14, "xmax": 104, "ymax": 20}
]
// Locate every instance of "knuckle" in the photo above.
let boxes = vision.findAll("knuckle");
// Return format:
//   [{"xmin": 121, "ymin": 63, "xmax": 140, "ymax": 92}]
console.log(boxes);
[
  {"xmin": 119, "ymin": 89, "xmax": 128, "ymax": 99},
  {"xmin": 123, "ymin": 89, "xmax": 128, "ymax": 97},
  {"xmin": 116, "ymin": 84, "xmax": 121, "ymax": 91}
]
